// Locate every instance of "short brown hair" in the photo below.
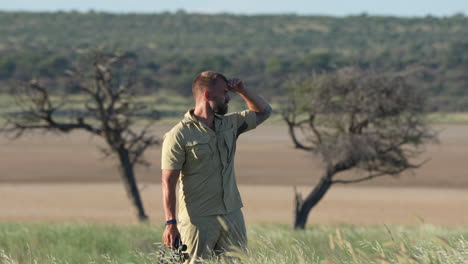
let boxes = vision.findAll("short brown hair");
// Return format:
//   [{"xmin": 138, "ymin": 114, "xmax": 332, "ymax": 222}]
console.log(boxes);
[{"xmin": 192, "ymin": 71, "xmax": 228, "ymax": 96}]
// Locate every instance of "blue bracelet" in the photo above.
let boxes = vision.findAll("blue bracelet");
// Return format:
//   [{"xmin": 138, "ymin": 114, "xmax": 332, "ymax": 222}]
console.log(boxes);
[{"xmin": 165, "ymin": 219, "xmax": 177, "ymax": 226}]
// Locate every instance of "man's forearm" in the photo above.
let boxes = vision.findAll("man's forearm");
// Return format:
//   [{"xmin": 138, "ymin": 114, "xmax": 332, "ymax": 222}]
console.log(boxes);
[
  {"xmin": 162, "ymin": 170, "xmax": 180, "ymax": 221},
  {"xmin": 161, "ymin": 169, "xmax": 181, "ymax": 248},
  {"xmin": 238, "ymin": 88, "xmax": 272, "ymax": 124}
]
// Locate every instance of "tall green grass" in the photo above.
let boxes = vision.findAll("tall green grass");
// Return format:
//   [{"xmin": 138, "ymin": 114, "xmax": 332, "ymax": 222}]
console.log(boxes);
[{"xmin": 0, "ymin": 222, "xmax": 466, "ymax": 263}]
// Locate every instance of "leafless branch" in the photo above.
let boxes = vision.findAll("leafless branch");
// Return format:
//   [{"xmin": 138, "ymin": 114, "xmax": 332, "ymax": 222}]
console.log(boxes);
[
  {"xmin": 286, "ymin": 67, "xmax": 438, "ymax": 229},
  {"xmin": 284, "ymin": 67, "xmax": 436, "ymax": 183},
  {"xmin": 0, "ymin": 51, "xmax": 160, "ymax": 222},
  {"xmin": 2, "ymin": 52, "xmax": 160, "ymax": 166},
  {"xmin": 332, "ymin": 171, "xmax": 397, "ymax": 184}
]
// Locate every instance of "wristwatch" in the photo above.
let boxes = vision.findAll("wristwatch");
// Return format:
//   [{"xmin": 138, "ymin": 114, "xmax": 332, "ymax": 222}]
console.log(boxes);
[{"xmin": 165, "ymin": 219, "xmax": 177, "ymax": 226}]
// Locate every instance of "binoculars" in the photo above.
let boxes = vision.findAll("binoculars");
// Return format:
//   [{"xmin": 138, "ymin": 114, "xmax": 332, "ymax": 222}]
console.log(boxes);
[{"xmin": 158, "ymin": 238, "xmax": 189, "ymax": 264}]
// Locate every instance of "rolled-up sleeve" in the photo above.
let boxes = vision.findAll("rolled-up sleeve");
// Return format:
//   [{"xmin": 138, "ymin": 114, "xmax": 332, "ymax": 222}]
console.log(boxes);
[
  {"xmin": 161, "ymin": 131, "xmax": 185, "ymax": 170},
  {"xmin": 228, "ymin": 110, "xmax": 257, "ymax": 136}
]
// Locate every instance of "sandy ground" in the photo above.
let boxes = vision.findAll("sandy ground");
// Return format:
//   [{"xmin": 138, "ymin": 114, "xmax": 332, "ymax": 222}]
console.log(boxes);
[
  {"xmin": 1, "ymin": 124, "xmax": 467, "ymax": 225},
  {"xmin": 0, "ymin": 183, "xmax": 466, "ymax": 225},
  {"xmin": 1, "ymin": 124, "xmax": 468, "ymax": 188}
]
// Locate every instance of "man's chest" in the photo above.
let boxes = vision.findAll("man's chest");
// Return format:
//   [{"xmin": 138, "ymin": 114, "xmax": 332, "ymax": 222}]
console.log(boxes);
[{"xmin": 183, "ymin": 125, "xmax": 237, "ymax": 172}]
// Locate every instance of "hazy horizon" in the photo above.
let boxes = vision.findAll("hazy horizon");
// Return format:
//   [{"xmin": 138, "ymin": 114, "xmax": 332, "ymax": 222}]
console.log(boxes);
[{"xmin": 1, "ymin": 0, "xmax": 467, "ymax": 17}]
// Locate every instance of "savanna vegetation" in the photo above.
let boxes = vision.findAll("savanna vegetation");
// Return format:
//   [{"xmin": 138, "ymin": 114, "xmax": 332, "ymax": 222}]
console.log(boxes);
[
  {"xmin": 0, "ymin": 12, "xmax": 467, "ymax": 263},
  {"xmin": 0, "ymin": 11, "xmax": 467, "ymax": 111},
  {"xmin": 0, "ymin": 222, "xmax": 466, "ymax": 263}
]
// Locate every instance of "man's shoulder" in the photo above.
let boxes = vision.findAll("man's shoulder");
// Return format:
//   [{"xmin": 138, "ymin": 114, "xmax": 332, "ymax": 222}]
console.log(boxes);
[
  {"xmin": 220, "ymin": 111, "xmax": 243, "ymax": 123},
  {"xmin": 222, "ymin": 110, "xmax": 255, "ymax": 125},
  {"xmin": 163, "ymin": 119, "xmax": 196, "ymax": 141},
  {"xmin": 224, "ymin": 110, "xmax": 254, "ymax": 118}
]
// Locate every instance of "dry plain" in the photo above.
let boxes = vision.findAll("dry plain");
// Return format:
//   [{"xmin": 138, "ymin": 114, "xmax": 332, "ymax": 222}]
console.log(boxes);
[{"xmin": 0, "ymin": 124, "xmax": 467, "ymax": 226}]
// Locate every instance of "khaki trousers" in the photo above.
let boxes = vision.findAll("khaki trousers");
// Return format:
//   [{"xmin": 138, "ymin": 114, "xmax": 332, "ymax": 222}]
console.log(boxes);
[{"xmin": 179, "ymin": 209, "xmax": 247, "ymax": 264}]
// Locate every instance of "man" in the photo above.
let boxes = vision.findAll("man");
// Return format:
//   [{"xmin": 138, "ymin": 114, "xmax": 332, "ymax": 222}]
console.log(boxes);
[{"xmin": 161, "ymin": 71, "xmax": 271, "ymax": 263}]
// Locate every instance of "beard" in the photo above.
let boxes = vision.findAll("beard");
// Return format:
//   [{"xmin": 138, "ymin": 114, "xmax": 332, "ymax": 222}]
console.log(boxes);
[{"xmin": 212, "ymin": 102, "xmax": 228, "ymax": 115}]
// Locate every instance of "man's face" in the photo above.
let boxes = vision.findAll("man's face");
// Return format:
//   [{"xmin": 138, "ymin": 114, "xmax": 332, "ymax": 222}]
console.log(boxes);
[{"xmin": 208, "ymin": 79, "xmax": 230, "ymax": 115}]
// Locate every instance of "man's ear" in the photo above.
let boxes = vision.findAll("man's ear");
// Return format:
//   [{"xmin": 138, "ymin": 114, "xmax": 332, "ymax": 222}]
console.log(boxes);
[{"xmin": 203, "ymin": 90, "xmax": 211, "ymax": 101}]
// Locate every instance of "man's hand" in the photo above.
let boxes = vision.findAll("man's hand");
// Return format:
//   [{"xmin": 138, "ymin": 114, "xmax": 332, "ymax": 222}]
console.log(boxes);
[
  {"xmin": 163, "ymin": 224, "xmax": 181, "ymax": 248},
  {"xmin": 227, "ymin": 78, "xmax": 245, "ymax": 93},
  {"xmin": 228, "ymin": 77, "xmax": 272, "ymax": 125}
]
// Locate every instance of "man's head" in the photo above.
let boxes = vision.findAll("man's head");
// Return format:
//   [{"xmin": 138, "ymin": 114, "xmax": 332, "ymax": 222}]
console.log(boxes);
[{"xmin": 192, "ymin": 71, "xmax": 231, "ymax": 115}]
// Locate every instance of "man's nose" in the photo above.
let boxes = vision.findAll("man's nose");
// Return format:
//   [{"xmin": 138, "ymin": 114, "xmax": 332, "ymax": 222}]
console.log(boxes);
[{"xmin": 226, "ymin": 94, "xmax": 230, "ymax": 103}]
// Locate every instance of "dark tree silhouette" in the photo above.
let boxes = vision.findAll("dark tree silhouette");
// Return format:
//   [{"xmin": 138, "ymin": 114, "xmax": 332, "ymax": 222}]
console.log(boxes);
[
  {"xmin": 1, "ymin": 52, "xmax": 159, "ymax": 222},
  {"xmin": 282, "ymin": 68, "xmax": 436, "ymax": 229}
]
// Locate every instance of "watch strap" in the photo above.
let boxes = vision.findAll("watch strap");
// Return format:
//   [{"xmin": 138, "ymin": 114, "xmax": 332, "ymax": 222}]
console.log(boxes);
[{"xmin": 165, "ymin": 219, "xmax": 177, "ymax": 226}]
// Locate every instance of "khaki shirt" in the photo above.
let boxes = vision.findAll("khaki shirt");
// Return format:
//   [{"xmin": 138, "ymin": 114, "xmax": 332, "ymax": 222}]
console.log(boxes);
[{"xmin": 162, "ymin": 110, "xmax": 257, "ymax": 219}]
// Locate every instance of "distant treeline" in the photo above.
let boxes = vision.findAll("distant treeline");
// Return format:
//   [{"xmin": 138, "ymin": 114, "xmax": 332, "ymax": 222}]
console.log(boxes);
[{"xmin": 0, "ymin": 11, "xmax": 467, "ymax": 111}]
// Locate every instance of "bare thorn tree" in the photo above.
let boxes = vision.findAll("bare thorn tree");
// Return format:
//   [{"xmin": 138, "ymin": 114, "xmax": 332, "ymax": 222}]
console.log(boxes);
[
  {"xmin": 282, "ymin": 67, "xmax": 437, "ymax": 229},
  {"xmin": 1, "ymin": 51, "xmax": 159, "ymax": 222}
]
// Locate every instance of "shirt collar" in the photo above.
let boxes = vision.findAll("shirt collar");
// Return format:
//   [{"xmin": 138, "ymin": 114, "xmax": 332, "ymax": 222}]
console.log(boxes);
[
  {"xmin": 182, "ymin": 109, "xmax": 224, "ymax": 132},
  {"xmin": 183, "ymin": 109, "xmax": 223, "ymax": 123}
]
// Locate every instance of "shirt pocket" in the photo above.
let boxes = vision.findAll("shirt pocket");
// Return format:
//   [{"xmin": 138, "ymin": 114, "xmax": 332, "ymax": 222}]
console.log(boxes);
[{"xmin": 186, "ymin": 137, "xmax": 212, "ymax": 161}]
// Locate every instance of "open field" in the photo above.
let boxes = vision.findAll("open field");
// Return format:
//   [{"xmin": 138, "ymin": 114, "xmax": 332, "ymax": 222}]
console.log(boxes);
[
  {"xmin": 1, "ymin": 123, "xmax": 468, "ymax": 187},
  {"xmin": 0, "ymin": 222, "xmax": 467, "ymax": 264},
  {"xmin": 1, "ymin": 124, "xmax": 468, "ymax": 225},
  {"xmin": 0, "ymin": 184, "xmax": 467, "ymax": 225}
]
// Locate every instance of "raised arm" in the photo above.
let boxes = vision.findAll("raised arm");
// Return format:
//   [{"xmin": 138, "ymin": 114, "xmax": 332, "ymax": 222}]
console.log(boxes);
[
  {"xmin": 228, "ymin": 78, "xmax": 272, "ymax": 125},
  {"xmin": 162, "ymin": 169, "xmax": 181, "ymax": 248}
]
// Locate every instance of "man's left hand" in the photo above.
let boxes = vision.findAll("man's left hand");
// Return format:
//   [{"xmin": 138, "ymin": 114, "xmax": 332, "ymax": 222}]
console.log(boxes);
[{"xmin": 228, "ymin": 78, "xmax": 245, "ymax": 93}]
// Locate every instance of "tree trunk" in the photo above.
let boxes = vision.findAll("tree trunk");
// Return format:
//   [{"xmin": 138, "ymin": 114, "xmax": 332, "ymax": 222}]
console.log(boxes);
[
  {"xmin": 117, "ymin": 149, "xmax": 148, "ymax": 222},
  {"xmin": 294, "ymin": 172, "xmax": 333, "ymax": 229},
  {"xmin": 286, "ymin": 121, "xmax": 313, "ymax": 151}
]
